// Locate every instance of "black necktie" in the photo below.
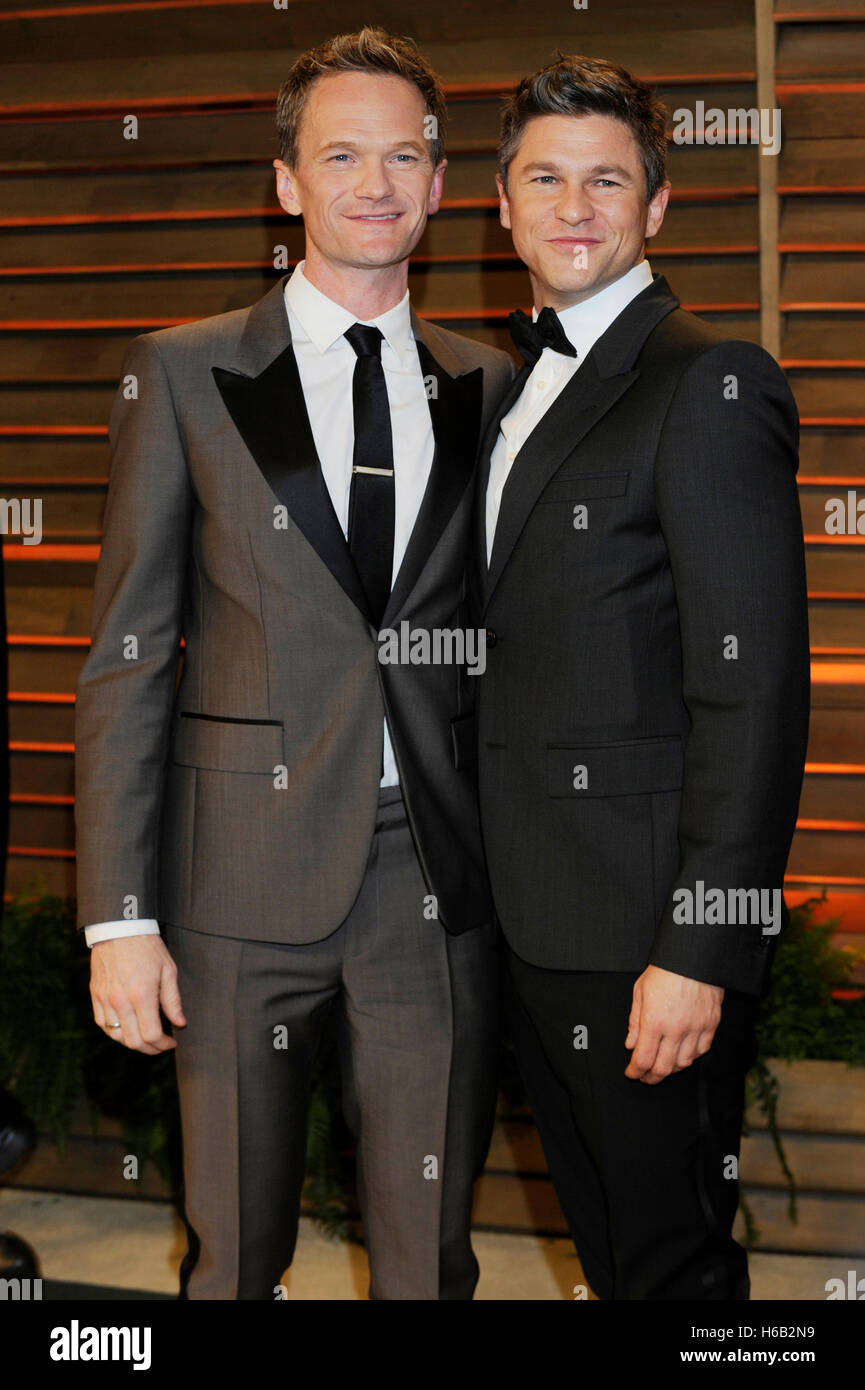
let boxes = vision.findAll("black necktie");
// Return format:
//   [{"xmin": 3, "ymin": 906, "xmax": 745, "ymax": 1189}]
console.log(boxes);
[
  {"xmin": 508, "ymin": 306, "xmax": 578, "ymax": 367},
  {"xmin": 344, "ymin": 322, "xmax": 395, "ymax": 629}
]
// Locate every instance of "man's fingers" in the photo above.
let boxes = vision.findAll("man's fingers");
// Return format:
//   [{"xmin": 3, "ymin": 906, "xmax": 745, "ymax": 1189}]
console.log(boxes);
[
  {"xmin": 130, "ymin": 990, "xmax": 177, "ymax": 1052},
  {"xmin": 624, "ymin": 989, "xmax": 641, "ymax": 1050},
  {"xmin": 107, "ymin": 993, "xmax": 161, "ymax": 1055},
  {"xmin": 624, "ymin": 1023, "xmax": 662, "ymax": 1080},
  {"xmin": 159, "ymin": 964, "xmax": 186, "ymax": 1029},
  {"xmin": 639, "ymin": 1033, "xmax": 682, "ymax": 1084},
  {"xmin": 89, "ymin": 938, "xmax": 183, "ymax": 1053}
]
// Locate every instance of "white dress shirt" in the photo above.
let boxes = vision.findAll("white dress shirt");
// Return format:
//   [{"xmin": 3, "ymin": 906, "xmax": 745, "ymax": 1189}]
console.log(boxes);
[
  {"xmin": 84, "ymin": 262, "xmax": 433, "ymax": 946},
  {"xmin": 486, "ymin": 260, "xmax": 653, "ymax": 564}
]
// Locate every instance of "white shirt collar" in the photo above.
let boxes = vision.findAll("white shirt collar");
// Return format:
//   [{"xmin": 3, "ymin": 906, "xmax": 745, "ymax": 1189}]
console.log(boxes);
[
  {"xmin": 533, "ymin": 259, "xmax": 654, "ymax": 359},
  {"xmin": 284, "ymin": 260, "xmax": 413, "ymax": 361}
]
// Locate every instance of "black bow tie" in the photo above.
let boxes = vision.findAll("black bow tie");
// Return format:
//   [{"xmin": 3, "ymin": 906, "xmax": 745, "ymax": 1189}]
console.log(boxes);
[{"xmin": 508, "ymin": 306, "xmax": 578, "ymax": 366}]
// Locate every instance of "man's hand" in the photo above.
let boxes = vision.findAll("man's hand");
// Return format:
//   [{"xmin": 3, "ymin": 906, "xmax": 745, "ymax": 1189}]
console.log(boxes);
[
  {"xmin": 90, "ymin": 936, "xmax": 186, "ymax": 1055},
  {"xmin": 624, "ymin": 964, "xmax": 723, "ymax": 1084}
]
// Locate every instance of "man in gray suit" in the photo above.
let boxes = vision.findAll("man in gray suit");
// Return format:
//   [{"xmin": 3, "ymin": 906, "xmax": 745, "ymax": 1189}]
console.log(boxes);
[{"xmin": 74, "ymin": 26, "xmax": 513, "ymax": 1300}]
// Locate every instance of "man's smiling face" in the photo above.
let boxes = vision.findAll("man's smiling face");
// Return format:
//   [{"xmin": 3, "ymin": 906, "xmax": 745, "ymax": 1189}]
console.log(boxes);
[
  {"xmin": 497, "ymin": 111, "xmax": 670, "ymax": 309},
  {"xmin": 274, "ymin": 70, "xmax": 445, "ymax": 276}
]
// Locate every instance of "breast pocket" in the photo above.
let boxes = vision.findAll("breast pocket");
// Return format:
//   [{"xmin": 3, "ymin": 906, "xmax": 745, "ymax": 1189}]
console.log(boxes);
[
  {"xmin": 171, "ymin": 712, "xmax": 285, "ymax": 774},
  {"xmin": 539, "ymin": 470, "xmax": 630, "ymax": 504},
  {"xmin": 537, "ymin": 470, "xmax": 630, "ymax": 564}
]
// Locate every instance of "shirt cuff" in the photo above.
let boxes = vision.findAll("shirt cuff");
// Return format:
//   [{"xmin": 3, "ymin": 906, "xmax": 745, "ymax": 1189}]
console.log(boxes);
[{"xmin": 83, "ymin": 919, "xmax": 161, "ymax": 947}]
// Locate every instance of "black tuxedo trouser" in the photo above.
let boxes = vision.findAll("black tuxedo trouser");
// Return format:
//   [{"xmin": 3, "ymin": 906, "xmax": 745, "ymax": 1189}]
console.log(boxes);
[{"xmin": 501, "ymin": 939, "xmax": 759, "ymax": 1300}]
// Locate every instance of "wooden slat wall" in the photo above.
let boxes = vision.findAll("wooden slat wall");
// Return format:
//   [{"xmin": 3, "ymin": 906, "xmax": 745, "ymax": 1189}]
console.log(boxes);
[
  {"xmin": 774, "ymin": 0, "xmax": 865, "ymax": 960},
  {"xmin": 0, "ymin": 2, "xmax": 861, "ymax": 936},
  {"xmin": 1, "ymin": 0, "xmax": 863, "ymax": 1259}
]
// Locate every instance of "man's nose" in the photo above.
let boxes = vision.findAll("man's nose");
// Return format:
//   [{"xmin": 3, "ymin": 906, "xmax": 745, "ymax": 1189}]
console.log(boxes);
[
  {"xmin": 354, "ymin": 161, "xmax": 395, "ymax": 200},
  {"xmin": 555, "ymin": 182, "xmax": 595, "ymax": 224}
]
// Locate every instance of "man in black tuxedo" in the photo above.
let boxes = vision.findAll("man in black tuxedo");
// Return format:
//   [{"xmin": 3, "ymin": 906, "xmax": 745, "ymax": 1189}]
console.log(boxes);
[{"xmin": 472, "ymin": 56, "xmax": 810, "ymax": 1299}]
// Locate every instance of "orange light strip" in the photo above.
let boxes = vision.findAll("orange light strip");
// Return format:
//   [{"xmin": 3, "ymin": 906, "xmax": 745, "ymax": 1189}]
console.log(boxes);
[
  {"xmin": 798, "ymin": 477, "xmax": 865, "ymax": 486},
  {"xmin": 10, "ymin": 741, "xmax": 73, "ymax": 752},
  {"xmin": 776, "ymin": 81, "xmax": 865, "ymax": 93},
  {"xmin": 10, "ymin": 792, "xmax": 73, "ymax": 805},
  {"xmin": 7, "ymin": 636, "xmax": 90, "ymax": 646},
  {"xmin": 7, "ymin": 692, "xmax": 76, "ymax": 703},
  {"xmin": 779, "ymin": 245, "xmax": 865, "ymax": 254},
  {"xmin": 797, "ymin": 817, "xmax": 865, "ymax": 831},
  {"xmin": 2, "ymin": 545, "xmax": 99, "ymax": 561},
  {"xmin": 804, "ymin": 532, "xmax": 865, "ymax": 544},
  {"xmin": 801, "ymin": 418, "xmax": 865, "ymax": 427},
  {"xmin": 0, "ymin": 425, "xmax": 106, "ymax": 435},
  {"xmin": 786, "ymin": 873, "xmax": 865, "ymax": 885},
  {"xmin": 810, "ymin": 662, "xmax": 865, "ymax": 681},
  {"xmin": 781, "ymin": 302, "xmax": 865, "ymax": 311},
  {"xmin": 779, "ymin": 185, "xmax": 865, "ymax": 195}
]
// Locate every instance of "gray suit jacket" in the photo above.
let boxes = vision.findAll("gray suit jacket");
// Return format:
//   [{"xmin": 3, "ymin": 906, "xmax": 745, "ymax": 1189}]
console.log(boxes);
[{"xmin": 74, "ymin": 273, "xmax": 514, "ymax": 943}]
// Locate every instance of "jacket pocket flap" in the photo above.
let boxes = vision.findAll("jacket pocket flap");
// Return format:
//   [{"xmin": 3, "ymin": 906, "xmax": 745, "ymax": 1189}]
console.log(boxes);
[
  {"xmin": 547, "ymin": 736, "xmax": 683, "ymax": 798},
  {"xmin": 173, "ymin": 713, "xmax": 284, "ymax": 774},
  {"xmin": 541, "ymin": 470, "xmax": 629, "ymax": 503}
]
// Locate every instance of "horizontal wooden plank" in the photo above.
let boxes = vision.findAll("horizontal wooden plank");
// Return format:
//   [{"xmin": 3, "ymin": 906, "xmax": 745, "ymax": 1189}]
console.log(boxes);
[
  {"xmin": 777, "ymin": 23, "xmax": 865, "ymax": 80},
  {"xmin": 734, "ymin": 1189, "xmax": 865, "ymax": 1255},
  {"xmin": 747, "ymin": 1060, "xmax": 865, "ymax": 1134}
]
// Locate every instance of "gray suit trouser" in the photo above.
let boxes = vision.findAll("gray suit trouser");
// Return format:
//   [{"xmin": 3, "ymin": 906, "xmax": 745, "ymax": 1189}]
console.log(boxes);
[{"xmin": 162, "ymin": 786, "xmax": 499, "ymax": 1300}]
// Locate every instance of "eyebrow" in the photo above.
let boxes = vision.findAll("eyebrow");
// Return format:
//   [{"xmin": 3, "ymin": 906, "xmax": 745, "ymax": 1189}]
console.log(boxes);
[
  {"xmin": 521, "ymin": 160, "xmax": 633, "ymax": 180},
  {"xmin": 316, "ymin": 139, "xmax": 427, "ymax": 155}
]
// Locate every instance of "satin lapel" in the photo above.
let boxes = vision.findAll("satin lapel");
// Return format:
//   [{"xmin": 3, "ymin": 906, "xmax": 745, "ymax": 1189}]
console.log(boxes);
[
  {"xmin": 482, "ymin": 274, "xmax": 681, "ymax": 611},
  {"xmin": 212, "ymin": 339, "xmax": 373, "ymax": 624},
  {"xmin": 381, "ymin": 330, "xmax": 483, "ymax": 625},
  {"xmin": 472, "ymin": 357, "xmax": 530, "ymax": 611},
  {"xmin": 483, "ymin": 353, "xmax": 639, "ymax": 606}
]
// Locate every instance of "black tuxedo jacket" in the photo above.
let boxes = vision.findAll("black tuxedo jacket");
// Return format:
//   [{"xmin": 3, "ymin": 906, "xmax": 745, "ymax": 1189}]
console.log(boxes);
[{"xmin": 470, "ymin": 274, "xmax": 810, "ymax": 995}]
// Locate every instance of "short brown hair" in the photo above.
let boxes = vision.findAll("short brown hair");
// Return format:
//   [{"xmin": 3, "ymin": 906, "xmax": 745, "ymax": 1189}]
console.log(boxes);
[
  {"xmin": 276, "ymin": 25, "xmax": 447, "ymax": 170},
  {"xmin": 499, "ymin": 55, "xmax": 667, "ymax": 200}
]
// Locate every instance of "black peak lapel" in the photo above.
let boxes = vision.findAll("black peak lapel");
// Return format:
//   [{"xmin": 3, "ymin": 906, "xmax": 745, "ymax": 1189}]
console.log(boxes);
[
  {"xmin": 381, "ymin": 323, "xmax": 484, "ymax": 625},
  {"xmin": 481, "ymin": 274, "xmax": 680, "ymax": 611},
  {"xmin": 473, "ymin": 356, "xmax": 530, "ymax": 607},
  {"xmin": 212, "ymin": 330, "xmax": 373, "ymax": 625}
]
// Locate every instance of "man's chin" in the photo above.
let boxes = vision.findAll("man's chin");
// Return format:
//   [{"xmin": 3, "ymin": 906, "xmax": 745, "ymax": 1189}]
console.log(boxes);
[
  {"xmin": 338, "ymin": 235, "xmax": 424, "ymax": 270},
  {"xmin": 530, "ymin": 261, "xmax": 614, "ymax": 305}
]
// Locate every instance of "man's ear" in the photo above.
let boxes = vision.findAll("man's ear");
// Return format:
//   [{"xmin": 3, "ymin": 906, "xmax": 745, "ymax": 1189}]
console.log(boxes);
[
  {"xmin": 273, "ymin": 158, "xmax": 303, "ymax": 217},
  {"xmin": 645, "ymin": 179, "xmax": 671, "ymax": 239},
  {"xmin": 428, "ymin": 158, "xmax": 448, "ymax": 216},
  {"xmin": 496, "ymin": 173, "xmax": 511, "ymax": 230}
]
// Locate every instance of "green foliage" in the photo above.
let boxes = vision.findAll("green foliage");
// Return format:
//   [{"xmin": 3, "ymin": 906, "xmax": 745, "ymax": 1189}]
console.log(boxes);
[
  {"xmin": 743, "ymin": 893, "xmax": 864, "ymax": 1241},
  {"xmin": 0, "ymin": 882, "xmax": 862, "ymax": 1249},
  {"xmin": 0, "ymin": 876, "xmax": 349, "ymax": 1228},
  {"xmin": 754, "ymin": 893, "xmax": 865, "ymax": 1064}
]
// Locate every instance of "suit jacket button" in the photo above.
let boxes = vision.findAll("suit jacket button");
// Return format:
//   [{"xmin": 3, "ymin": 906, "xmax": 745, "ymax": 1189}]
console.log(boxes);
[{"xmin": 486, "ymin": 629, "xmax": 498, "ymax": 648}]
